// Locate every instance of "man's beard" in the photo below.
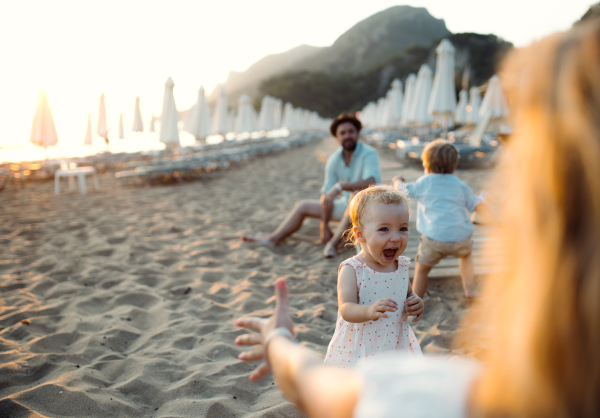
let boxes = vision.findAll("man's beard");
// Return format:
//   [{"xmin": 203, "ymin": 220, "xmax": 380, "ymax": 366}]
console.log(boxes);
[{"xmin": 342, "ymin": 141, "xmax": 357, "ymax": 151}]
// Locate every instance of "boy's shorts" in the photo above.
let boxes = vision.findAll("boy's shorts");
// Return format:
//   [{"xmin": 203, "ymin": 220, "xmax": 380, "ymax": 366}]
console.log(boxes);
[{"xmin": 415, "ymin": 235, "xmax": 472, "ymax": 267}]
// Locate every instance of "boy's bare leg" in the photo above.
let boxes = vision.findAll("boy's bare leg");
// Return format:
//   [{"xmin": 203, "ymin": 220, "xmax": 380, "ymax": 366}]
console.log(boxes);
[
  {"xmin": 459, "ymin": 253, "xmax": 478, "ymax": 298},
  {"xmin": 242, "ymin": 199, "xmax": 322, "ymax": 246},
  {"xmin": 323, "ymin": 215, "xmax": 351, "ymax": 258},
  {"xmin": 413, "ymin": 262, "xmax": 433, "ymax": 298}
]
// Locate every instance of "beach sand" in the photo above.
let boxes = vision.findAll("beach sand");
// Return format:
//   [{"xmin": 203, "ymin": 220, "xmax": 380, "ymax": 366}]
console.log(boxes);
[{"xmin": 0, "ymin": 136, "xmax": 492, "ymax": 417}]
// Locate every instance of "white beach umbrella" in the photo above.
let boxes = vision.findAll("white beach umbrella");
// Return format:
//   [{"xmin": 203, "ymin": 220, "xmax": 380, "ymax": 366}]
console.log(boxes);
[
  {"xmin": 282, "ymin": 102, "xmax": 294, "ymax": 130},
  {"xmin": 259, "ymin": 95, "xmax": 274, "ymax": 131},
  {"xmin": 379, "ymin": 93, "xmax": 393, "ymax": 128},
  {"xmin": 273, "ymin": 98, "xmax": 283, "ymax": 129},
  {"xmin": 227, "ymin": 109, "xmax": 236, "ymax": 133},
  {"xmin": 408, "ymin": 64, "xmax": 434, "ymax": 124},
  {"xmin": 389, "ymin": 78, "xmax": 404, "ymax": 124},
  {"xmin": 467, "ymin": 87, "xmax": 481, "ymax": 124},
  {"xmin": 401, "ymin": 74, "xmax": 417, "ymax": 124},
  {"xmin": 84, "ymin": 113, "xmax": 92, "ymax": 145},
  {"xmin": 235, "ymin": 94, "xmax": 255, "ymax": 133},
  {"xmin": 428, "ymin": 39, "xmax": 457, "ymax": 132},
  {"xmin": 479, "ymin": 75, "xmax": 509, "ymax": 119},
  {"xmin": 118, "ymin": 113, "xmax": 125, "ymax": 139},
  {"xmin": 212, "ymin": 86, "xmax": 229, "ymax": 134},
  {"xmin": 454, "ymin": 89, "xmax": 469, "ymax": 124},
  {"xmin": 159, "ymin": 76, "xmax": 180, "ymax": 146},
  {"xmin": 132, "ymin": 96, "xmax": 144, "ymax": 132},
  {"xmin": 187, "ymin": 86, "xmax": 211, "ymax": 139},
  {"xmin": 97, "ymin": 93, "xmax": 108, "ymax": 139},
  {"xmin": 148, "ymin": 113, "xmax": 156, "ymax": 132},
  {"xmin": 30, "ymin": 90, "xmax": 58, "ymax": 156}
]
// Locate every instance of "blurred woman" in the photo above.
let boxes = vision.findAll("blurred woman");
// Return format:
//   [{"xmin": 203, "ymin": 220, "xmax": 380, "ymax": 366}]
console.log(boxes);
[{"xmin": 235, "ymin": 20, "xmax": 600, "ymax": 418}]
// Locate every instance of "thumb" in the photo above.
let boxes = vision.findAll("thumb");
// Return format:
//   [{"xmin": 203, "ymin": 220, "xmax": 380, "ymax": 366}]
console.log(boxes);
[{"xmin": 274, "ymin": 279, "xmax": 288, "ymax": 313}]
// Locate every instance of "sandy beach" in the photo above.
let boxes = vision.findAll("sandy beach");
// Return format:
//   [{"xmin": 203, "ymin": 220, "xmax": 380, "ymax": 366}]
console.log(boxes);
[{"xmin": 0, "ymin": 136, "xmax": 492, "ymax": 417}]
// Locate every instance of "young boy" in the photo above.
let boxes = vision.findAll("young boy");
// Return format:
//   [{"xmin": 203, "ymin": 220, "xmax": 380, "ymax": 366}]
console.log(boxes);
[{"xmin": 393, "ymin": 139, "xmax": 490, "ymax": 298}]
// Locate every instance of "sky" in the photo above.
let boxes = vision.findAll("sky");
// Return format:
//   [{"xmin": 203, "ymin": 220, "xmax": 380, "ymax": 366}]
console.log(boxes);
[{"xmin": 0, "ymin": 0, "xmax": 593, "ymax": 149}]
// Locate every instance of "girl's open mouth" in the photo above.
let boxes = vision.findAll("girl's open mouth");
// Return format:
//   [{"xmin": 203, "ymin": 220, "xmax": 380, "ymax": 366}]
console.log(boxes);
[{"xmin": 383, "ymin": 248, "xmax": 397, "ymax": 260}]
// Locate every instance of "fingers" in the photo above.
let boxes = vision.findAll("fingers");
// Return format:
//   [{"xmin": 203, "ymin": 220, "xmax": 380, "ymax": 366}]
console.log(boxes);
[
  {"xmin": 249, "ymin": 362, "xmax": 271, "ymax": 381},
  {"xmin": 235, "ymin": 333, "xmax": 263, "ymax": 347},
  {"xmin": 375, "ymin": 312, "xmax": 389, "ymax": 319},
  {"xmin": 274, "ymin": 279, "xmax": 288, "ymax": 313},
  {"xmin": 235, "ymin": 316, "xmax": 265, "ymax": 333},
  {"xmin": 238, "ymin": 347, "xmax": 264, "ymax": 362},
  {"xmin": 412, "ymin": 313, "xmax": 422, "ymax": 322}
]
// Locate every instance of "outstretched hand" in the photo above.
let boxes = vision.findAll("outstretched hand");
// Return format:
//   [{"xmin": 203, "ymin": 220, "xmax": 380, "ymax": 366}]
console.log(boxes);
[{"xmin": 235, "ymin": 279, "xmax": 294, "ymax": 381}]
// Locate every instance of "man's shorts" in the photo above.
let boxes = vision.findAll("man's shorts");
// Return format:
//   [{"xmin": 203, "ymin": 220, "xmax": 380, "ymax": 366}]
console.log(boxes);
[
  {"xmin": 332, "ymin": 195, "xmax": 350, "ymax": 221},
  {"xmin": 415, "ymin": 235, "xmax": 473, "ymax": 267}
]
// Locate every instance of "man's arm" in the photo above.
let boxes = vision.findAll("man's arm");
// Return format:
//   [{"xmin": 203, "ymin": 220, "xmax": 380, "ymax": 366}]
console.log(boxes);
[{"xmin": 338, "ymin": 177, "xmax": 376, "ymax": 192}]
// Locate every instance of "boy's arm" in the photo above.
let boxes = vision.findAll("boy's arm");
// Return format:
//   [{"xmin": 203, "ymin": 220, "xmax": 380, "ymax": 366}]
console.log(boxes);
[
  {"xmin": 405, "ymin": 280, "xmax": 423, "ymax": 322},
  {"xmin": 338, "ymin": 265, "xmax": 397, "ymax": 323},
  {"xmin": 474, "ymin": 202, "xmax": 494, "ymax": 224}
]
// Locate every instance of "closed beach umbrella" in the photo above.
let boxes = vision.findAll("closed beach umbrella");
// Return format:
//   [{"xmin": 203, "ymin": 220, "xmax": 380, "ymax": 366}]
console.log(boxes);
[
  {"xmin": 228, "ymin": 109, "xmax": 236, "ymax": 134},
  {"xmin": 454, "ymin": 89, "xmax": 469, "ymax": 124},
  {"xmin": 468, "ymin": 87, "xmax": 481, "ymax": 124},
  {"xmin": 389, "ymin": 78, "xmax": 404, "ymax": 124},
  {"xmin": 401, "ymin": 73, "xmax": 417, "ymax": 124},
  {"xmin": 428, "ymin": 39, "xmax": 457, "ymax": 132},
  {"xmin": 30, "ymin": 90, "xmax": 58, "ymax": 156},
  {"xmin": 408, "ymin": 64, "xmax": 434, "ymax": 124},
  {"xmin": 159, "ymin": 76, "xmax": 180, "ymax": 146},
  {"xmin": 149, "ymin": 112, "xmax": 156, "ymax": 132},
  {"xmin": 282, "ymin": 102, "xmax": 294, "ymax": 130},
  {"xmin": 212, "ymin": 86, "xmax": 229, "ymax": 134},
  {"xmin": 235, "ymin": 94, "xmax": 255, "ymax": 133},
  {"xmin": 259, "ymin": 95, "xmax": 274, "ymax": 131},
  {"xmin": 479, "ymin": 75, "xmax": 509, "ymax": 119},
  {"xmin": 187, "ymin": 86, "xmax": 212, "ymax": 139},
  {"xmin": 118, "ymin": 113, "xmax": 125, "ymax": 139},
  {"xmin": 380, "ymin": 94, "xmax": 393, "ymax": 128},
  {"xmin": 132, "ymin": 96, "xmax": 144, "ymax": 132},
  {"xmin": 97, "ymin": 93, "xmax": 108, "ymax": 139},
  {"xmin": 84, "ymin": 114, "xmax": 92, "ymax": 145},
  {"xmin": 273, "ymin": 98, "xmax": 283, "ymax": 129}
]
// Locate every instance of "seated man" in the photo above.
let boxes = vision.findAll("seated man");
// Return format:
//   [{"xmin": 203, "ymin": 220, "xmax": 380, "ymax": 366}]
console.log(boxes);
[{"xmin": 242, "ymin": 113, "xmax": 381, "ymax": 256}]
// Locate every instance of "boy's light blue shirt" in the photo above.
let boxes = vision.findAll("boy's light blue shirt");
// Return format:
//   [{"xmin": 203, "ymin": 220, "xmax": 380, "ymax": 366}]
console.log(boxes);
[
  {"xmin": 405, "ymin": 173, "xmax": 479, "ymax": 243},
  {"xmin": 321, "ymin": 142, "xmax": 382, "ymax": 200}
]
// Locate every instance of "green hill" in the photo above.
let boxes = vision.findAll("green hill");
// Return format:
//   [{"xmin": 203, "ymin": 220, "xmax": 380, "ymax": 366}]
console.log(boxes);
[{"xmin": 259, "ymin": 33, "xmax": 513, "ymax": 117}]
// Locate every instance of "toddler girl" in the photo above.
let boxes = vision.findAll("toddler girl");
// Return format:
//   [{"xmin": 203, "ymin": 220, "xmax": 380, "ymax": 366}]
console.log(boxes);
[{"xmin": 325, "ymin": 185, "xmax": 423, "ymax": 368}]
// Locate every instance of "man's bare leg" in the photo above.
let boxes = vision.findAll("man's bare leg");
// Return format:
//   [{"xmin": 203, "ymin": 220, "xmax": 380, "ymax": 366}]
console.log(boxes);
[
  {"xmin": 323, "ymin": 214, "xmax": 351, "ymax": 258},
  {"xmin": 412, "ymin": 262, "xmax": 433, "ymax": 298},
  {"xmin": 320, "ymin": 195, "xmax": 334, "ymax": 245},
  {"xmin": 459, "ymin": 253, "xmax": 478, "ymax": 298},
  {"xmin": 242, "ymin": 200, "xmax": 322, "ymax": 246}
]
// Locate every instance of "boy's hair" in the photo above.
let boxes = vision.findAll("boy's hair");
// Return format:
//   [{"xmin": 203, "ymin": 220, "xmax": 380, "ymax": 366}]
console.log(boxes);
[
  {"xmin": 345, "ymin": 185, "xmax": 409, "ymax": 245},
  {"xmin": 422, "ymin": 139, "xmax": 459, "ymax": 174}
]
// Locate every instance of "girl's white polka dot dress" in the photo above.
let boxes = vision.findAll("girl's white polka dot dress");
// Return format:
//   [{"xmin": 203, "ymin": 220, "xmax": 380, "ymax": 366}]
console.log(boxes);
[{"xmin": 324, "ymin": 256, "xmax": 422, "ymax": 368}]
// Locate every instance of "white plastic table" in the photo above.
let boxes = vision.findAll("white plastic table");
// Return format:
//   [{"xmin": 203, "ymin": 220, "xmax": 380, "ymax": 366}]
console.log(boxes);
[{"xmin": 54, "ymin": 166, "xmax": 100, "ymax": 195}]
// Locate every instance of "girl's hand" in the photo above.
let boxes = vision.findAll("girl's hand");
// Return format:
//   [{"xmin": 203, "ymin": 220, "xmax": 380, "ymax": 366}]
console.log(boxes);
[
  {"xmin": 406, "ymin": 292, "xmax": 423, "ymax": 322},
  {"xmin": 367, "ymin": 298, "xmax": 398, "ymax": 320},
  {"xmin": 235, "ymin": 280, "xmax": 295, "ymax": 381}
]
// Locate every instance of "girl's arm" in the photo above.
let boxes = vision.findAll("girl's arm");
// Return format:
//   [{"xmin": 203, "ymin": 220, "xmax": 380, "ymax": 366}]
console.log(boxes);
[
  {"xmin": 236, "ymin": 280, "xmax": 360, "ymax": 418},
  {"xmin": 405, "ymin": 280, "xmax": 424, "ymax": 322},
  {"xmin": 338, "ymin": 265, "xmax": 398, "ymax": 323}
]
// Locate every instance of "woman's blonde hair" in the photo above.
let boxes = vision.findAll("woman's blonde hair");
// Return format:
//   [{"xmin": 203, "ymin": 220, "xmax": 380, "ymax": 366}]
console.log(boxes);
[
  {"xmin": 345, "ymin": 185, "xmax": 409, "ymax": 245},
  {"xmin": 467, "ymin": 20, "xmax": 600, "ymax": 417}
]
